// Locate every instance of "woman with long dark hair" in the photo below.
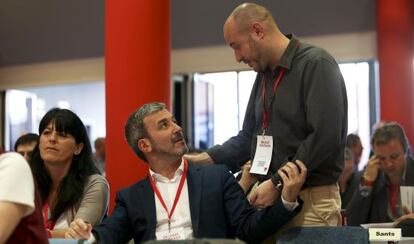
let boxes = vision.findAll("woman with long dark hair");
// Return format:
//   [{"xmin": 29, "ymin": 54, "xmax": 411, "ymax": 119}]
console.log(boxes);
[{"xmin": 31, "ymin": 108, "xmax": 109, "ymax": 238}]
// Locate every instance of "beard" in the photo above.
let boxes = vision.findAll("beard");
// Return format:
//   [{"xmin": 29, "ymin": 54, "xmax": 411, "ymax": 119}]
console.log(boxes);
[
  {"xmin": 149, "ymin": 134, "xmax": 189, "ymax": 158},
  {"xmin": 247, "ymin": 36, "xmax": 265, "ymax": 72}
]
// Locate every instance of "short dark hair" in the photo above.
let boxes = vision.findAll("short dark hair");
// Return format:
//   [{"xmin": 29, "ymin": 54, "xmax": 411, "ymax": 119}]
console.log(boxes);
[
  {"xmin": 371, "ymin": 122, "xmax": 409, "ymax": 153},
  {"xmin": 346, "ymin": 134, "xmax": 361, "ymax": 148},
  {"xmin": 344, "ymin": 147, "xmax": 354, "ymax": 161},
  {"xmin": 14, "ymin": 133, "xmax": 39, "ymax": 151},
  {"xmin": 124, "ymin": 102, "xmax": 166, "ymax": 162}
]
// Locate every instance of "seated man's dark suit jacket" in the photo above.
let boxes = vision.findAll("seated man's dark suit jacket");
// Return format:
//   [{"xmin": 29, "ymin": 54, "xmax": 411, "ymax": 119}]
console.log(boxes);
[
  {"xmin": 346, "ymin": 156, "xmax": 414, "ymax": 226},
  {"xmin": 93, "ymin": 163, "xmax": 302, "ymax": 244}
]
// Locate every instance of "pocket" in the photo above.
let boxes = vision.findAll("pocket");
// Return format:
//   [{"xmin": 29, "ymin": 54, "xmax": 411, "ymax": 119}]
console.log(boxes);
[{"xmin": 309, "ymin": 186, "xmax": 341, "ymax": 224}]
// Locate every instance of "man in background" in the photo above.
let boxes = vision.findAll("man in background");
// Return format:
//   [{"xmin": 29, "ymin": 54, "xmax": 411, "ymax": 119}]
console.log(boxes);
[
  {"xmin": 93, "ymin": 137, "xmax": 106, "ymax": 175},
  {"xmin": 14, "ymin": 133, "xmax": 38, "ymax": 163},
  {"xmin": 347, "ymin": 122, "xmax": 414, "ymax": 226},
  {"xmin": 346, "ymin": 134, "xmax": 364, "ymax": 168}
]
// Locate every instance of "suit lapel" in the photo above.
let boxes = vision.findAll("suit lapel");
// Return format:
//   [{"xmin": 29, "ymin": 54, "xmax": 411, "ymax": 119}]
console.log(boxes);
[
  {"xmin": 138, "ymin": 177, "xmax": 157, "ymax": 239},
  {"xmin": 187, "ymin": 163, "xmax": 202, "ymax": 237}
]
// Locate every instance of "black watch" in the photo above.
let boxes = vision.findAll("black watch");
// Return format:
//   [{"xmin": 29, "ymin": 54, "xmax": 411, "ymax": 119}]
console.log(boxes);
[{"xmin": 274, "ymin": 181, "xmax": 283, "ymax": 192}]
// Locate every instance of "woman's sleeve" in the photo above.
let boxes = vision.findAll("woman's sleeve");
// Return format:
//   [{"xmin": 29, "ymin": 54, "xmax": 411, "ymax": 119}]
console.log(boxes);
[{"xmin": 75, "ymin": 174, "xmax": 109, "ymax": 225}]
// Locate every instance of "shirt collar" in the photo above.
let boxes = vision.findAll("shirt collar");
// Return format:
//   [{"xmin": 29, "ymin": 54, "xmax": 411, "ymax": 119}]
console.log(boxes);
[
  {"xmin": 149, "ymin": 158, "xmax": 185, "ymax": 183},
  {"xmin": 278, "ymin": 34, "xmax": 300, "ymax": 70}
]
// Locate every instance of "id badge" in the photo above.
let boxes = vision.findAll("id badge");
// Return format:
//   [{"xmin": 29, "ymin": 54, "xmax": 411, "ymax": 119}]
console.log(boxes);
[
  {"xmin": 250, "ymin": 135, "xmax": 273, "ymax": 175},
  {"xmin": 156, "ymin": 226, "xmax": 186, "ymax": 240}
]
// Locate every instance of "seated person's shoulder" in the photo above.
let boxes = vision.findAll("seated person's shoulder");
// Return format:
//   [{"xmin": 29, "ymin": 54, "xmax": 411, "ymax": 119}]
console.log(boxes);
[
  {"xmin": 87, "ymin": 173, "xmax": 109, "ymax": 185},
  {"xmin": 0, "ymin": 152, "xmax": 30, "ymax": 171},
  {"xmin": 0, "ymin": 152, "xmax": 35, "ymax": 216}
]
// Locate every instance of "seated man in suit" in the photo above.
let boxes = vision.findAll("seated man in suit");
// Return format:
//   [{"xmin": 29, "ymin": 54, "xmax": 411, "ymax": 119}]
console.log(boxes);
[
  {"xmin": 65, "ymin": 102, "xmax": 307, "ymax": 243},
  {"xmin": 346, "ymin": 122, "xmax": 414, "ymax": 226}
]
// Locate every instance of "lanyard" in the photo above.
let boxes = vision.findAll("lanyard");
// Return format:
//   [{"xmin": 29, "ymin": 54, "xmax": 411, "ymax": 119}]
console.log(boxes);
[
  {"xmin": 262, "ymin": 67, "xmax": 286, "ymax": 132},
  {"xmin": 43, "ymin": 203, "xmax": 56, "ymax": 231},
  {"xmin": 149, "ymin": 159, "xmax": 188, "ymax": 231}
]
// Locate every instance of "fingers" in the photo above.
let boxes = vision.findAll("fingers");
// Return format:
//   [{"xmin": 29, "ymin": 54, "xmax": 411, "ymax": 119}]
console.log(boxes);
[
  {"xmin": 295, "ymin": 160, "xmax": 307, "ymax": 177},
  {"xmin": 249, "ymin": 190, "xmax": 258, "ymax": 206},
  {"xmin": 183, "ymin": 152, "xmax": 213, "ymax": 164},
  {"xmin": 66, "ymin": 219, "xmax": 92, "ymax": 240},
  {"xmin": 278, "ymin": 160, "xmax": 306, "ymax": 183},
  {"xmin": 242, "ymin": 161, "xmax": 251, "ymax": 172}
]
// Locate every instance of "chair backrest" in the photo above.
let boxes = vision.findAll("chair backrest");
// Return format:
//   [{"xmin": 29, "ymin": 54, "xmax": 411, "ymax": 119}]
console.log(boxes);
[
  {"xmin": 48, "ymin": 239, "xmax": 89, "ymax": 244},
  {"xmin": 277, "ymin": 226, "xmax": 369, "ymax": 244},
  {"xmin": 143, "ymin": 239, "xmax": 245, "ymax": 244}
]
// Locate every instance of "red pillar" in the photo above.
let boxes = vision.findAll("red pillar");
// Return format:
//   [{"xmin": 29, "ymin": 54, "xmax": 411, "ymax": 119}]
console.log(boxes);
[
  {"xmin": 105, "ymin": 0, "xmax": 171, "ymax": 212},
  {"xmin": 377, "ymin": 0, "xmax": 414, "ymax": 144}
]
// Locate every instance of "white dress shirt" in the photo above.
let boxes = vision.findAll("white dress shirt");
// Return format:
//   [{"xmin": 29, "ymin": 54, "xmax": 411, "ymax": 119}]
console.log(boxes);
[{"xmin": 149, "ymin": 159, "xmax": 193, "ymax": 239}]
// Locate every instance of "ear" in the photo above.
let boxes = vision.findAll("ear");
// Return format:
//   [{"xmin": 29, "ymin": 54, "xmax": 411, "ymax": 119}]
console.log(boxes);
[
  {"xmin": 251, "ymin": 22, "xmax": 265, "ymax": 39},
  {"xmin": 74, "ymin": 143, "xmax": 84, "ymax": 155},
  {"xmin": 138, "ymin": 138, "xmax": 152, "ymax": 153}
]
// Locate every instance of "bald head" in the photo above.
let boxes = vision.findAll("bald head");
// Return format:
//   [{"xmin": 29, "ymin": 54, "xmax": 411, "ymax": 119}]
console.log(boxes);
[{"xmin": 226, "ymin": 2, "xmax": 278, "ymax": 34}]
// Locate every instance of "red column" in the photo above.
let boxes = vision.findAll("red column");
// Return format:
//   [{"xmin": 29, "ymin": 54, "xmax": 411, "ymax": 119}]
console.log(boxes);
[
  {"xmin": 105, "ymin": 0, "xmax": 171, "ymax": 212},
  {"xmin": 377, "ymin": 0, "xmax": 414, "ymax": 144}
]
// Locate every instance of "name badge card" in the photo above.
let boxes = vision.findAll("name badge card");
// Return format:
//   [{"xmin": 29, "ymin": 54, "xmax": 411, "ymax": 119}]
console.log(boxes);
[
  {"xmin": 156, "ymin": 227, "xmax": 186, "ymax": 240},
  {"xmin": 250, "ymin": 135, "xmax": 273, "ymax": 175}
]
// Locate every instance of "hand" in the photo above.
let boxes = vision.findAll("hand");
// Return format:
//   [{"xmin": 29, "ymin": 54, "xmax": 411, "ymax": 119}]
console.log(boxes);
[
  {"xmin": 249, "ymin": 179, "xmax": 280, "ymax": 208},
  {"xmin": 278, "ymin": 160, "xmax": 307, "ymax": 202},
  {"xmin": 393, "ymin": 206, "xmax": 414, "ymax": 226},
  {"xmin": 183, "ymin": 152, "xmax": 213, "ymax": 164},
  {"xmin": 65, "ymin": 218, "xmax": 92, "ymax": 240},
  {"xmin": 364, "ymin": 155, "xmax": 381, "ymax": 182},
  {"xmin": 238, "ymin": 161, "xmax": 257, "ymax": 194}
]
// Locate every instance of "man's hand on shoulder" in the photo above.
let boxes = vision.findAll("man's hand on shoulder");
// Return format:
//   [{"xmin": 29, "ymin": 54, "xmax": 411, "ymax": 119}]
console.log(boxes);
[{"xmin": 183, "ymin": 152, "xmax": 214, "ymax": 164}]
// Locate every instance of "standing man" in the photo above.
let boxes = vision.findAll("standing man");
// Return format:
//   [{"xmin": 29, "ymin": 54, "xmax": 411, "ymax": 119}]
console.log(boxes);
[
  {"xmin": 185, "ymin": 2, "xmax": 347, "ymax": 228},
  {"xmin": 66, "ymin": 102, "xmax": 307, "ymax": 243}
]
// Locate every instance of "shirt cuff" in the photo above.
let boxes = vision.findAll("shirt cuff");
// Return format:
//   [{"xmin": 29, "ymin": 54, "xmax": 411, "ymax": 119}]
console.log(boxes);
[
  {"xmin": 88, "ymin": 233, "xmax": 97, "ymax": 244},
  {"xmin": 281, "ymin": 195, "xmax": 300, "ymax": 211}
]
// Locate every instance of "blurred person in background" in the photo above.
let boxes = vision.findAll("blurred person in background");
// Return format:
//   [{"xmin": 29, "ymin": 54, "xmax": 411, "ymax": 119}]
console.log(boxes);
[
  {"xmin": 93, "ymin": 137, "xmax": 106, "ymax": 175},
  {"xmin": 346, "ymin": 122, "xmax": 414, "ymax": 226},
  {"xmin": 346, "ymin": 134, "xmax": 363, "ymax": 168},
  {"xmin": 14, "ymin": 133, "xmax": 39, "ymax": 163}
]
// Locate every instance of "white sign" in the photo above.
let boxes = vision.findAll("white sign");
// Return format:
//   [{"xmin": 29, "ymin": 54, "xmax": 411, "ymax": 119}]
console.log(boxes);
[{"xmin": 369, "ymin": 228, "xmax": 401, "ymax": 241}]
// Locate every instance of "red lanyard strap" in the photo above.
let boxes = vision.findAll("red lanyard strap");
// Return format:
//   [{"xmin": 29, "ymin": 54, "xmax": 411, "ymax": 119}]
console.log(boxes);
[
  {"xmin": 149, "ymin": 159, "xmax": 188, "ymax": 229},
  {"xmin": 262, "ymin": 67, "xmax": 286, "ymax": 131},
  {"xmin": 43, "ymin": 203, "xmax": 56, "ymax": 232}
]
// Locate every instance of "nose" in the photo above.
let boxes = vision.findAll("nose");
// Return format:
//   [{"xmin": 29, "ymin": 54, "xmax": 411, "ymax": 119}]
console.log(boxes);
[
  {"xmin": 48, "ymin": 132, "xmax": 58, "ymax": 143},
  {"xmin": 234, "ymin": 50, "xmax": 243, "ymax": 63},
  {"xmin": 381, "ymin": 158, "xmax": 393, "ymax": 168},
  {"xmin": 172, "ymin": 122, "xmax": 183, "ymax": 133}
]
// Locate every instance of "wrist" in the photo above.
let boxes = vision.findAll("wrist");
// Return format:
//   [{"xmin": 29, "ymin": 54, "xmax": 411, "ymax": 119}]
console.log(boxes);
[
  {"xmin": 273, "ymin": 180, "xmax": 283, "ymax": 193},
  {"xmin": 363, "ymin": 178, "xmax": 374, "ymax": 187}
]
